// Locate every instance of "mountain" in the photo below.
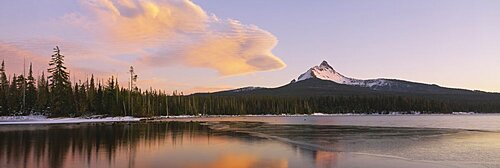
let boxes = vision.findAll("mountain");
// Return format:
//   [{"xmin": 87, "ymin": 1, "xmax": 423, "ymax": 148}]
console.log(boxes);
[
  {"xmin": 224, "ymin": 87, "xmax": 265, "ymax": 93},
  {"xmin": 192, "ymin": 60, "xmax": 500, "ymax": 113},
  {"xmin": 297, "ymin": 61, "xmax": 360, "ymax": 84},
  {"xmin": 291, "ymin": 61, "xmax": 485, "ymax": 94},
  {"xmin": 295, "ymin": 61, "xmax": 389, "ymax": 88},
  {"xmin": 202, "ymin": 60, "xmax": 498, "ymax": 100}
]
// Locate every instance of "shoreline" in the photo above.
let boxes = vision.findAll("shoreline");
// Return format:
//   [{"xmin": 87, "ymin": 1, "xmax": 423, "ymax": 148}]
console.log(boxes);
[
  {"xmin": 0, "ymin": 113, "xmax": 498, "ymax": 125},
  {"xmin": 0, "ymin": 116, "xmax": 141, "ymax": 125}
]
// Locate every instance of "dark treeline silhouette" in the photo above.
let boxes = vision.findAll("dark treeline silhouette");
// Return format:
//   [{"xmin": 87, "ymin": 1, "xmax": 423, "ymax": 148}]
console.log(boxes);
[{"xmin": 0, "ymin": 46, "xmax": 498, "ymax": 117}]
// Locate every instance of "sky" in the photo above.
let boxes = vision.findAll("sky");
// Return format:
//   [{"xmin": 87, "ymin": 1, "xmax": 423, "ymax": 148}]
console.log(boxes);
[{"xmin": 0, "ymin": 0, "xmax": 499, "ymax": 93}]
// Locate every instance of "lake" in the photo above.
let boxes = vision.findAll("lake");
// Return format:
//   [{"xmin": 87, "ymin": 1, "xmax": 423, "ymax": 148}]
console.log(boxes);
[{"xmin": 1, "ymin": 115, "xmax": 500, "ymax": 168}]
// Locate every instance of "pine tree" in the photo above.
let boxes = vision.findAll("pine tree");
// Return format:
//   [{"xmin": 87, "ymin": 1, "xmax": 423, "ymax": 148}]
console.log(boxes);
[
  {"xmin": 88, "ymin": 75, "xmax": 96, "ymax": 113},
  {"xmin": 74, "ymin": 82, "xmax": 81, "ymax": 115},
  {"xmin": 96, "ymin": 83, "xmax": 104, "ymax": 115},
  {"xmin": 47, "ymin": 46, "xmax": 72, "ymax": 116},
  {"xmin": 78, "ymin": 81, "xmax": 88, "ymax": 115},
  {"xmin": 8, "ymin": 74, "xmax": 20, "ymax": 114},
  {"xmin": 16, "ymin": 74, "xmax": 26, "ymax": 113},
  {"xmin": 36, "ymin": 72, "xmax": 49, "ymax": 114},
  {"xmin": 0, "ymin": 61, "xmax": 9, "ymax": 115},
  {"xmin": 26, "ymin": 63, "xmax": 37, "ymax": 113}
]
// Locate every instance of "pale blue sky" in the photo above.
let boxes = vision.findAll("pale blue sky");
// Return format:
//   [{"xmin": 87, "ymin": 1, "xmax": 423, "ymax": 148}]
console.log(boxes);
[{"xmin": 1, "ymin": 0, "xmax": 499, "ymax": 92}]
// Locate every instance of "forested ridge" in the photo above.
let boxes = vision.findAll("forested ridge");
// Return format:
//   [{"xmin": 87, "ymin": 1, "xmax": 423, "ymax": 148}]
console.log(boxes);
[{"xmin": 1, "ymin": 47, "xmax": 499, "ymax": 117}]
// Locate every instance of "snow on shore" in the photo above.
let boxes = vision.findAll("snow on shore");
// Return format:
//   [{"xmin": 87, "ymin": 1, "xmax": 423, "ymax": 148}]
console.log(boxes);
[
  {"xmin": 0, "ymin": 115, "xmax": 141, "ymax": 125},
  {"xmin": 0, "ymin": 112, "xmax": 479, "ymax": 125}
]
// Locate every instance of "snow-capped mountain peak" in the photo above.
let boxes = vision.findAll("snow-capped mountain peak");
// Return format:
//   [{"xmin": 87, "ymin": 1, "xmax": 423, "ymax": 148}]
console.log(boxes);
[
  {"xmin": 319, "ymin": 60, "xmax": 333, "ymax": 69},
  {"xmin": 295, "ymin": 60, "xmax": 390, "ymax": 88},
  {"xmin": 297, "ymin": 61, "xmax": 358, "ymax": 84}
]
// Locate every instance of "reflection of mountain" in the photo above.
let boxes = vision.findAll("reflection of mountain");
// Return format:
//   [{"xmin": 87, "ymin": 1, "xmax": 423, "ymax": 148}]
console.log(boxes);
[
  {"xmin": 185, "ymin": 153, "xmax": 288, "ymax": 168},
  {"xmin": 314, "ymin": 150, "xmax": 338, "ymax": 168}
]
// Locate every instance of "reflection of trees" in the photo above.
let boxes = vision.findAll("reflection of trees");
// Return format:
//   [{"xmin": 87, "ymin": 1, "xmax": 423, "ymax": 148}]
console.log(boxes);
[{"xmin": 0, "ymin": 122, "xmax": 210, "ymax": 168}]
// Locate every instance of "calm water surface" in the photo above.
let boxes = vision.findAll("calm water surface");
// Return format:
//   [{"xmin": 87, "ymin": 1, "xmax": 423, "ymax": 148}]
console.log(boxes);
[
  {"xmin": 169, "ymin": 114, "xmax": 500, "ymax": 131},
  {"xmin": 1, "ymin": 115, "xmax": 500, "ymax": 168}
]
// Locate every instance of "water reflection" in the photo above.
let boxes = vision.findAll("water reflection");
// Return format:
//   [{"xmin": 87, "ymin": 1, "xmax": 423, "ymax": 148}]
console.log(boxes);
[
  {"xmin": 0, "ymin": 122, "xmax": 318, "ymax": 168},
  {"xmin": 207, "ymin": 121, "xmax": 500, "ymax": 167},
  {"xmin": 3, "ymin": 121, "xmax": 497, "ymax": 168}
]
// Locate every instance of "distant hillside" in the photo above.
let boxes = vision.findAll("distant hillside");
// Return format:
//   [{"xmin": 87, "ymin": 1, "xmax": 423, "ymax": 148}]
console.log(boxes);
[{"xmin": 194, "ymin": 61, "xmax": 500, "ymax": 112}]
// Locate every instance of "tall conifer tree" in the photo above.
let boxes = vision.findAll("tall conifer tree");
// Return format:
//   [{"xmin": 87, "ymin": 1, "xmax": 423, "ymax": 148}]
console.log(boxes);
[
  {"xmin": 0, "ymin": 61, "xmax": 9, "ymax": 115},
  {"xmin": 26, "ymin": 63, "xmax": 37, "ymax": 113},
  {"xmin": 47, "ymin": 46, "xmax": 72, "ymax": 116}
]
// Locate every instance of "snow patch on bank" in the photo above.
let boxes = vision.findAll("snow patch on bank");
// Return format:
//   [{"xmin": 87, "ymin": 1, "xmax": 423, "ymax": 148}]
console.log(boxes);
[{"xmin": 0, "ymin": 115, "xmax": 141, "ymax": 125}]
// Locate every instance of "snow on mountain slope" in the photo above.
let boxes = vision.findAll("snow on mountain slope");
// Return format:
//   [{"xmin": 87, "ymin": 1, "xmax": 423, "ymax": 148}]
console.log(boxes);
[
  {"xmin": 231, "ymin": 87, "xmax": 265, "ymax": 93},
  {"xmin": 295, "ymin": 61, "xmax": 391, "ymax": 88}
]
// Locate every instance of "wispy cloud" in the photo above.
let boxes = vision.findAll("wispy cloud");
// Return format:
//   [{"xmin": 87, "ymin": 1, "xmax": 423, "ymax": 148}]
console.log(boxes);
[{"xmin": 0, "ymin": 42, "xmax": 48, "ymax": 75}]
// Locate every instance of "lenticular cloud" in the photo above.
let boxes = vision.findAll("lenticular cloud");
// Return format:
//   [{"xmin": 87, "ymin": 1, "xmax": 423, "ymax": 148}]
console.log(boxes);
[{"xmin": 77, "ymin": 0, "xmax": 286, "ymax": 75}]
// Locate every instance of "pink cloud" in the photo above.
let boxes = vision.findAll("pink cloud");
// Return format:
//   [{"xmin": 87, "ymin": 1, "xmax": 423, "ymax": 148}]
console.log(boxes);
[
  {"xmin": 0, "ymin": 42, "xmax": 49, "ymax": 75},
  {"xmin": 73, "ymin": 0, "xmax": 286, "ymax": 76}
]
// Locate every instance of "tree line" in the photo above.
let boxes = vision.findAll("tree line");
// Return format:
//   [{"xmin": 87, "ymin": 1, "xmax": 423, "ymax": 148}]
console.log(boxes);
[{"xmin": 1, "ymin": 46, "xmax": 498, "ymax": 117}]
